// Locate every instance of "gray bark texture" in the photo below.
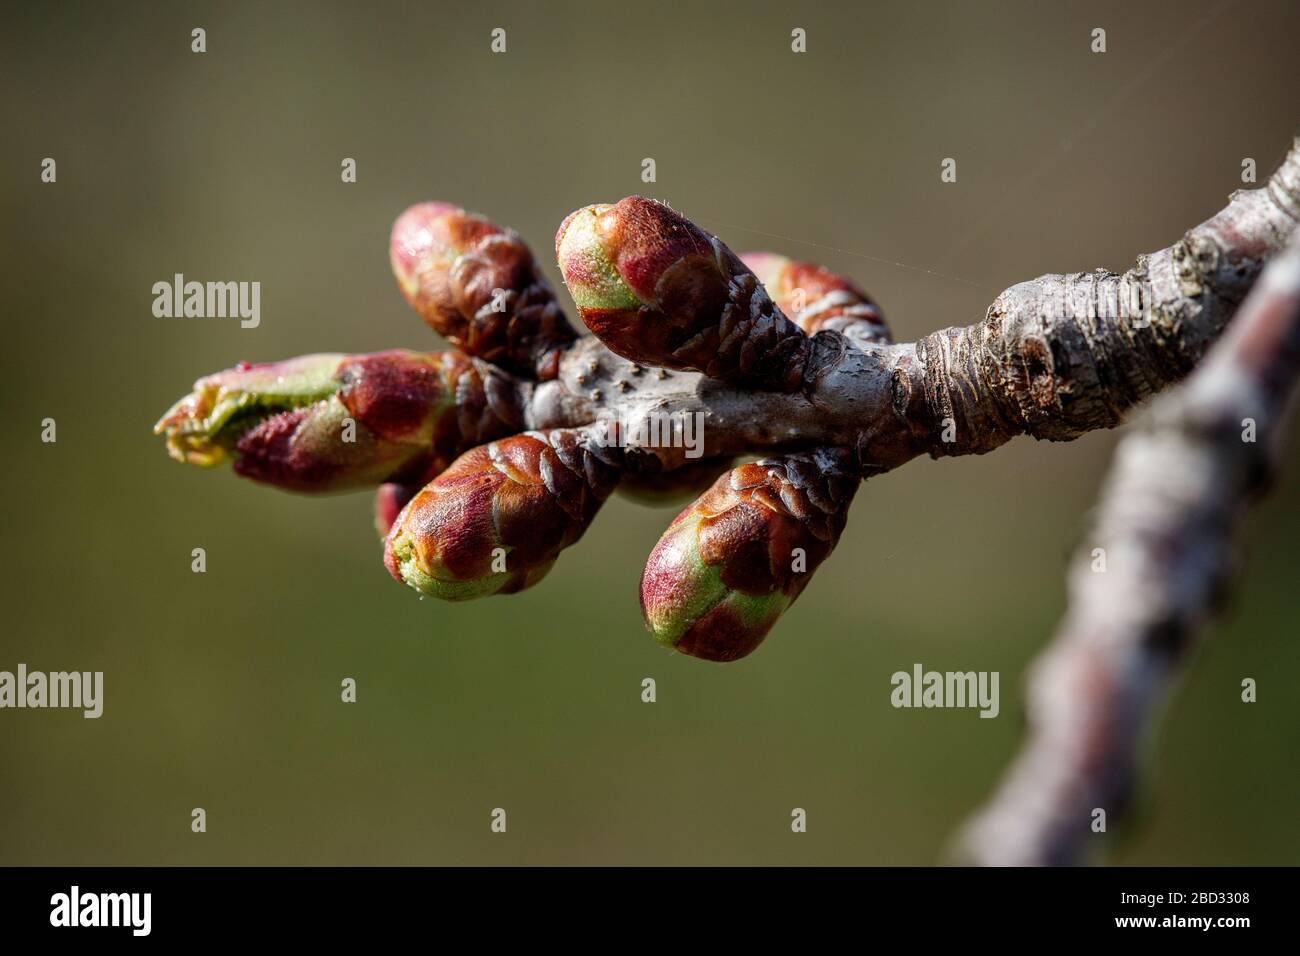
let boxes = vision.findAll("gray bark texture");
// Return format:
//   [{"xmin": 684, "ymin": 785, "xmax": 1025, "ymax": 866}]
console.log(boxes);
[
  {"xmin": 529, "ymin": 139, "xmax": 1300, "ymax": 477},
  {"xmin": 956, "ymin": 224, "xmax": 1300, "ymax": 866}
]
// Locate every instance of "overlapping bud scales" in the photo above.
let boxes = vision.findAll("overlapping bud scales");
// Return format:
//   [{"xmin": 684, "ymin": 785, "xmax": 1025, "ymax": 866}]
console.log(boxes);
[
  {"xmin": 640, "ymin": 447, "xmax": 861, "ymax": 661},
  {"xmin": 154, "ymin": 349, "xmax": 523, "ymax": 492},
  {"xmin": 556, "ymin": 197, "xmax": 811, "ymax": 390},
  {"xmin": 741, "ymin": 252, "xmax": 891, "ymax": 346},
  {"xmin": 383, "ymin": 429, "xmax": 623, "ymax": 601},
  {"xmin": 391, "ymin": 202, "xmax": 577, "ymax": 379}
]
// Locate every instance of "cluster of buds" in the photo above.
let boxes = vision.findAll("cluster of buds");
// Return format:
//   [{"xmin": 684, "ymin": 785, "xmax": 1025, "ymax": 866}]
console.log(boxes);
[{"xmin": 157, "ymin": 196, "xmax": 891, "ymax": 661}]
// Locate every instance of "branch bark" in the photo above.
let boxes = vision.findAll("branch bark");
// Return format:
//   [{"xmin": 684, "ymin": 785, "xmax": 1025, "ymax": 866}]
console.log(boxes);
[
  {"xmin": 955, "ymin": 224, "xmax": 1300, "ymax": 867},
  {"xmin": 530, "ymin": 140, "xmax": 1300, "ymax": 476}
]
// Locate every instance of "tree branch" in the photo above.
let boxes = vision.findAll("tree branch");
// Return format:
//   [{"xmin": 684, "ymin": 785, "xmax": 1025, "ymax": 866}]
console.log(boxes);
[
  {"xmin": 531, "ymin": 139, "xmax": 1300, "ymax": 475},
  {"xmin": 955, "ymin": 224, "xmax": 1300, "ymax": 867}
]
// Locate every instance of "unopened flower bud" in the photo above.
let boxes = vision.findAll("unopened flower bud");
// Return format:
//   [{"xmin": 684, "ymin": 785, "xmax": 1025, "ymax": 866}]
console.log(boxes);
[
  {"xmin": 384, "ymin": 430, "xmax": 622, "ymax": 601},
  {"xmin": 556, "ymin": 197, "xmax": 809, "ymax": 390},
  {"xmin": 640, "ymin": 448, "xmax": 860, "ymax": 661},
  {"xmin": 155, "ymin": 350, "xmax": 523, "ymax": 492},
  {"xmin": 741, "ymin": 252, "xmax": 891, "ymax": 345},
  {"xmin": 391, "ymin": 202, "xmax": 576, "ymax": 379}
]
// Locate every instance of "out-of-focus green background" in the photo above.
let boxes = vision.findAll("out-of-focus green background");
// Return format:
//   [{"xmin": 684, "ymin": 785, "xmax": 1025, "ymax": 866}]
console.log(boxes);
[{"xmin": 2, "ymin": 0, "xmax": 1296, "ymax": 865}]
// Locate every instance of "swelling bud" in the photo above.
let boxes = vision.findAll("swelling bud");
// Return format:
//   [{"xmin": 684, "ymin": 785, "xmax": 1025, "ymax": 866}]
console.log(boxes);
[
  {"xmin": 556, "ymin": 197, "xmax": 810, "ymax": 390},
  {"xmin": 640, "ymin": 447, "xmax": 860, "ymax": 661}
]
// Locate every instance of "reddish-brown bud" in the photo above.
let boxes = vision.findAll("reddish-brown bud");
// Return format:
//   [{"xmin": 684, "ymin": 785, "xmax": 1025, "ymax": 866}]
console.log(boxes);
[
  {"xmin": 741, "ymin": 252, "xmax": 891, "ymax": 345},
  {"xmin": 640, "ymin": 448, "xmax": 861, "ymax": 661},
  {"xmin": 556, "ymin": 197, "xmax": 810, "ymax": 390},
  {"xmin": 155, "ymin": 349, "xmax": 523, "ymax": 492},
  {"xmin": 384, "ymin": 430, "xmax": 623, "ymax": 600},
  {"xmin": 391, "ymin": 202, "xmax": 577, "ymax": 379}
]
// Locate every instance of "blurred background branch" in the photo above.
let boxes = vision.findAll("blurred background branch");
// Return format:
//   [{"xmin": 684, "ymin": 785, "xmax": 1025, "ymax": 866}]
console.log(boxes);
[{"xmin": 958, "ymin": 227, "xmax": 1300, "ymax": 866}]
